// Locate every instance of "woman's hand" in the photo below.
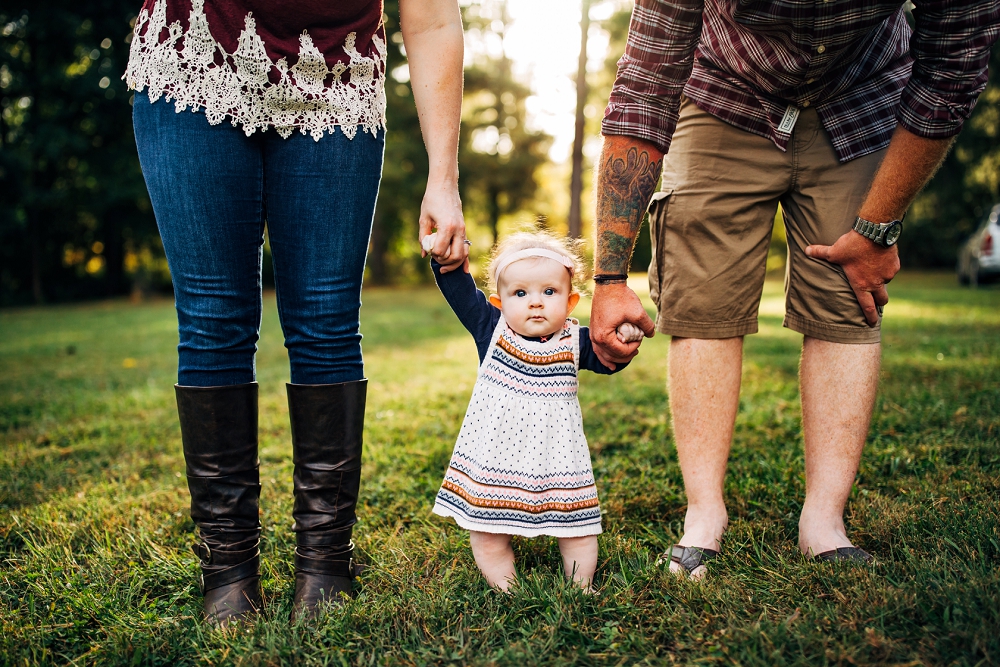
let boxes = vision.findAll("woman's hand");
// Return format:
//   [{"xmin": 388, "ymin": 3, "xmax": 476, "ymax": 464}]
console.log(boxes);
[
  {"xmin": 419, "ymin": 182, "xmax": 468, "ymax": 273},
  {"xmin": 401, "ymin": 0, "xmax": 466, "ymax": 273}
]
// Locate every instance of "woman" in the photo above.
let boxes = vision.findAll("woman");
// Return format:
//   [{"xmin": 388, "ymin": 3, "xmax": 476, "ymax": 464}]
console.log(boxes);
[{"xmin": 126, "ymin": 0, "xmax": 467, "ymax": 624}]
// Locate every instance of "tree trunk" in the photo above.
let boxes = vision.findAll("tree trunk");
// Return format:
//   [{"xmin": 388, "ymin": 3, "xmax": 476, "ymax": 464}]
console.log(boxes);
[
  {"xmin": 489, "ymin": 186, "xmax": 501, "ymax": 245},
  {"xmin": 29, "ymin": 211, "xmax": 43, "ymax": 304},
  {"xmin": 104, "ymin": 207, "xmax": 124, "ymax": 297},
  {"xmin": 568, "ymin": 0, "xmax": 591, "ymax": 239}
]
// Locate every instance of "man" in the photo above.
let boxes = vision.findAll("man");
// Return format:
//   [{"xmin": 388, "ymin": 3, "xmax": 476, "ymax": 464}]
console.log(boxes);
[{"xmin": 589, "ymin": 0, "xmax": 999, "ymax": 575}]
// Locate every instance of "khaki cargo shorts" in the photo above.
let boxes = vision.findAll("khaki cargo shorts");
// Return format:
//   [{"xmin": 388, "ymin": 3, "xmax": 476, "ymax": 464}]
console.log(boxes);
[{"xmin": 648, "ymin": 97, "xmax": 885, "ymax": 344}]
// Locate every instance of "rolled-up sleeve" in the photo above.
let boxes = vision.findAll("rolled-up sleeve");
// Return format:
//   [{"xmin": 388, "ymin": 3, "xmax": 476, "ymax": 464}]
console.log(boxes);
[
  {"xmin": 601, "ymin": 0, "xmax": 704, "ymax": 153},
  {"xmin": 898, "ymin": 0, "xmax": 1000, "ymax": 139}
]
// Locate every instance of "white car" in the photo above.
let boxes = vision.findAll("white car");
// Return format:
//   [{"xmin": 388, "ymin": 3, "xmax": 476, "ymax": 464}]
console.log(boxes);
[{"xmin": 957, "ymin": 203, "xmax": 1000, "ymax": 287}]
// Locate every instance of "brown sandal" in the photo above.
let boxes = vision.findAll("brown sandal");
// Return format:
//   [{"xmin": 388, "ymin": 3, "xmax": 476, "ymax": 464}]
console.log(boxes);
[
  {"xmin": 813, "ymin": 546, "xmax": 873, "ymax": 563},
  {"xmin": 657, "ymin": 545, "xmax": 720, "ymax": 575}
]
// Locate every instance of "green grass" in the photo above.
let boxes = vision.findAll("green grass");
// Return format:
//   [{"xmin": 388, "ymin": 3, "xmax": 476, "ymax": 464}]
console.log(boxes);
[{"xmin": 1, "ymin": 272, "xmax": 998, "ymax": 666}]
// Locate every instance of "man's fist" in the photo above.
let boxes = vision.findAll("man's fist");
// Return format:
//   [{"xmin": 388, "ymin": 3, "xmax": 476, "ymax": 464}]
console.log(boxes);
[{"xmin": 589, "ymin": 282, "xmax": 655, "ymax": 370}]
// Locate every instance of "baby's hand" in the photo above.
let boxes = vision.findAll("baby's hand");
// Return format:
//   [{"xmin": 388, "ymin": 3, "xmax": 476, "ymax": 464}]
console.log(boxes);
[
  {"xmin": 421, "ymin": 232, "xmax": 437, "ymax": 254},
  {"xmin": 421, "ymin": 232, "xmax": 453, "ymax": 261},
  {"xmin": 616, "ymin": 322, "xmax": 645, "ymax": 344}
]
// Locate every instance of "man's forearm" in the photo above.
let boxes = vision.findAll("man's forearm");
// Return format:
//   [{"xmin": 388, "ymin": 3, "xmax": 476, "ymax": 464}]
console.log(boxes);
[
  {"xmin": 595, "ymin": 135, "xmax": 665, "ymax": 275},
  {"xmin": 857, "ymin": 125, "xmax": 954, "ymax": 223}
]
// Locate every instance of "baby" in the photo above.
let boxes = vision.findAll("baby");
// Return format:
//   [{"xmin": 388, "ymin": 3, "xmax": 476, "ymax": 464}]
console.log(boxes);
[{"xmin": 425, "ymin": 231, "xmax": 631, "ymax": 592}]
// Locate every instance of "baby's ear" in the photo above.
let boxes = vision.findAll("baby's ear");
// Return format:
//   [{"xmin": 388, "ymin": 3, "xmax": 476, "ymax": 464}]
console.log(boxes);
[
  {"xmin": 489, "ymin": 294, "xmax": 502, "ymax": 309},
  {"xmin": 567, "ymin": 292, "xmax": 581, "ymax": 313}
]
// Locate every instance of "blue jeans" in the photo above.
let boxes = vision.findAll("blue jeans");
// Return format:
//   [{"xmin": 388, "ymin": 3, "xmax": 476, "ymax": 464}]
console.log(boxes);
[{"xmin": 133, "ymin": 92, "xmax": 384, "ymax": 387}]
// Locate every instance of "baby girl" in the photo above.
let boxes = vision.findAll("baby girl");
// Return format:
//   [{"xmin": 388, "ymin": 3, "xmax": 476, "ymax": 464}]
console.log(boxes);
[{"xmin": 424, "ymin": 231, "xmax": 634, "ymax": 592}]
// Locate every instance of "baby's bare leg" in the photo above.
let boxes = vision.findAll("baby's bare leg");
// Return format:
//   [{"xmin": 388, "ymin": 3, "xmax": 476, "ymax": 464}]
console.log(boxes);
[
  {"xmin": 469, "ymin": 531, "xmax": 517, "ymax": 591},
  {"xmin": 558, "ymin": 536, "xmax": 598, "ymax": 590}
]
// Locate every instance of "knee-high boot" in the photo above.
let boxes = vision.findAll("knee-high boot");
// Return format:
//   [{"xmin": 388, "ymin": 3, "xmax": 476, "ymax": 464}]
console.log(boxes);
[
  {"xmin": 175, "ymin": 383, "xmax": 262, "ymax": 625},
  {"xmin": 286, "ymin": 380, "xmax": 365, "ymax": 619}
]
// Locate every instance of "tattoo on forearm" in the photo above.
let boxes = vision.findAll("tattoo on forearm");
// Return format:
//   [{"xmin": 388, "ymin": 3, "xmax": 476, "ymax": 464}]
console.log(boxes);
[{"xmin": 596, "ymin": 146, "xmax": 663, "ymax": 274}]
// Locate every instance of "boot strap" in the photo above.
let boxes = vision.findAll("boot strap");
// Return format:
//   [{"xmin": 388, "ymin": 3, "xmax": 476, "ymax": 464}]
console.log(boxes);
[
  {"xmin": 192, "ymin": 540, "xmax": 260, "ymax": 566},
  {"xmin": 200, "ymin": 553, "xmax": 260, "ymax": 593},
  {"xmin": 295, "ymin": 549, "xmax": 356, "ymax": 578},
  {"xmin": 296, "ymin": 529, "xmax": 353, "ymax": 548}
]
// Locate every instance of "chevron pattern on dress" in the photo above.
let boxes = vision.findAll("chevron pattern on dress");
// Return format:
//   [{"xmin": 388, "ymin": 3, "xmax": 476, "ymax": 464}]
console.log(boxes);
[
  {"xmin": 440, "ymin": 480, "xmax": 599, "ymax": 513},
  {"xmin": 435, "ymin": 493, "xmax": 602, "ymax": 529},
  {"xmin": 496, "ymin": 334, "xmax": 575, "ymax": 366},
  {"xmin": 491, "ymin": 353, "xmax": 577, "ymax": 379},
  {"xmin": 449, "ymin": 452, "xmax": 596, "ymax": 491}
]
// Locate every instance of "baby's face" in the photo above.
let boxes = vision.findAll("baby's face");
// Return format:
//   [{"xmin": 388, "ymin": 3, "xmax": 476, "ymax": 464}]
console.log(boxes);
[{"xmin": 490, "ymin": 258, "xmax": 579, "ymax": 338}]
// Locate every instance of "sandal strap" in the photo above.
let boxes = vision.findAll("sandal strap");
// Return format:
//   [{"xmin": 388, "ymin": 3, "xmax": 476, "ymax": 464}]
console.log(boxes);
[
  {"xmin": 813, "ymin": 546, "xmax": 872, "ymax": 563},
  {"xmin": 669, "ymin": 545, "xmax": 720, "ymax": 573}
]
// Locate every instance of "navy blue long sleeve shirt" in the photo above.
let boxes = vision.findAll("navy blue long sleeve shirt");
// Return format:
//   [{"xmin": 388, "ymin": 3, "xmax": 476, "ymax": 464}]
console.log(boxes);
[{"xmin": 431, "ymin": 261, "xmax": 627, "ymax": 375}]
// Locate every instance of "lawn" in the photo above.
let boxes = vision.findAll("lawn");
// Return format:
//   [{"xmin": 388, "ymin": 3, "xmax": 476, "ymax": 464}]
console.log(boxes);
[{"xmin": 0, "ymin": 272, "xmax": 998, "ymax": 666}]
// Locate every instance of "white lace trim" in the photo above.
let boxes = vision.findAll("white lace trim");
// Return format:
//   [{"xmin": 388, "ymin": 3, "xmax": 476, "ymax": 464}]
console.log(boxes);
[{"xmin": 124, "ymin": 0, "xmax": 387, "ymax": 140}]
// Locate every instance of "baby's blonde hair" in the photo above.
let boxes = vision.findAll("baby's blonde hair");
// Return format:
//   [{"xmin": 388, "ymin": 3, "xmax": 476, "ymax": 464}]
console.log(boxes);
[{"xmin": 486, "ymin": 231, "xmax": 588, "ymax": 294}]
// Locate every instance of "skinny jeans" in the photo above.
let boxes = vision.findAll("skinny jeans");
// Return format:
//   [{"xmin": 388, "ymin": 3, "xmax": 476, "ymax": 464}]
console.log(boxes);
[{"xmin": 133, "ymin": 91, "xmax": 384, "ymax": 386}]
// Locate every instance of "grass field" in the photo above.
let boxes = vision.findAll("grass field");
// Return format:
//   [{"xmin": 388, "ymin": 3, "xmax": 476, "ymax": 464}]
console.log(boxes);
[{"xmin": 1, "ymin": 272, "xmax": 998, "ymax": 666}]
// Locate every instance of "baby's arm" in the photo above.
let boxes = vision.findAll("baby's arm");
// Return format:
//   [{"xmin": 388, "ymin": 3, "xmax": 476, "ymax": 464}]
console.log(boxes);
[
  {"xmin": 579, "ymin": 326, "xmax": 631, "ymax": 375},
  {"xmin": 431, "ymin": 260, "xmax": 500, "ymax": 363}
]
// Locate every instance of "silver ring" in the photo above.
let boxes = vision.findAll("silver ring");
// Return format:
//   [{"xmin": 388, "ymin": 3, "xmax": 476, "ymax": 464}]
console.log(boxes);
[{"xmin": 463, "ymin": 239, "xmax": 472, "ymax": 246}]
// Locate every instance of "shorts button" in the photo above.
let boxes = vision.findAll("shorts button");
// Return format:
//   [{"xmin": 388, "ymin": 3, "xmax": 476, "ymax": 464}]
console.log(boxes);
[
  {"xmin": 816, "ymin": 44, "xmax": 826, "ymax": 54},
  {"xmin": 802, "ymin": 100, "xmax": 811, "ymax": 108}
]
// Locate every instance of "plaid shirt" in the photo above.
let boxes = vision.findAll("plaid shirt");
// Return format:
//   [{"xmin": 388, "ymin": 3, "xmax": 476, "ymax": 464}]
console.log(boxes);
[{"xmin": 602, "ymin": 1, "xmax": 1000, "ymax": 162}]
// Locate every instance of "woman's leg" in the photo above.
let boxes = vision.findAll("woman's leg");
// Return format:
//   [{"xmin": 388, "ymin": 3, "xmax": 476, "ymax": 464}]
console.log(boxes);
[
  {"xmin": 262, "ymin": 128, "xmax": 384, "ymax": 616},
  {"xmin": 133, "ymin": 92, "xmax": 265, "ymax": 625},
  {"xmin": 264, "ymin": 129, "xmax": 384, "ymax": 386},
  {"xmin": 558, "ymin": 536, "xmax": 598, "ymax": 591},
  {"xmin": 470, "ymin": 531, "xmax": 517, "ymax": 591}
]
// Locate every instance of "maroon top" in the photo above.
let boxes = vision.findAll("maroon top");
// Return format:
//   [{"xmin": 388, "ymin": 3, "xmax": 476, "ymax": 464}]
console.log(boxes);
[{"xmin": 138, "ymin": 0, "xmax": 385, "ymax": 83}]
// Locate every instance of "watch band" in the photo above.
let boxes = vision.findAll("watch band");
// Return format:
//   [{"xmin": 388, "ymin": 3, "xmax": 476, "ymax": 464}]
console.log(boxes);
[
  {"xmin": 853, "ymin": 216, "xmax": 902, "ymax": 248},
  {"xmin": 594, "ymin": 273, "xmax": 629, "ymax": 284}
]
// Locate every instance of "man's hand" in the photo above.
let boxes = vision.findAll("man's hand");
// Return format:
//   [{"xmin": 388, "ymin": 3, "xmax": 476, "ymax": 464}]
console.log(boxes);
[
  {"xmin": 805, "ymin": 232, "xmax": 900, "ymax": 326},
  {"xmin": 589, "ymin": 282, "xmax": 656, "ymax": 369},
  {"xmin": 419, "ymin": 184, "xmax": 469, "ymax": 274}
]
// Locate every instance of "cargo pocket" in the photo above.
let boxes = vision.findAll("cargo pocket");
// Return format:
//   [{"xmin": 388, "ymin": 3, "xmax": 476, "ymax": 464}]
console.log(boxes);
[{"xmin": 646, "ymin": 188, "xmax": 673, "ymax": 309}]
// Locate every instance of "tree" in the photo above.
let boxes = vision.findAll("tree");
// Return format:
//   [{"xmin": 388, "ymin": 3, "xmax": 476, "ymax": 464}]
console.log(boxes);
[
  {"xmin": 568, "ymin": 0, "xmax": 592, "ymax": 238},
  {"xmin": 459, "ymin": 0, "xmax": 551, "ymax": 245},
  {"xmin": 0, "ymin": 2, "xmax": 160, "ymax": 305}
]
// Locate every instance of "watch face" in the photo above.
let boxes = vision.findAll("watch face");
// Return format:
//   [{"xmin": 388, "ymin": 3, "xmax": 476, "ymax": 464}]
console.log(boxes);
[{"xmin": 884, "ymin": 221, "xmax": 902, "ymax": 246}]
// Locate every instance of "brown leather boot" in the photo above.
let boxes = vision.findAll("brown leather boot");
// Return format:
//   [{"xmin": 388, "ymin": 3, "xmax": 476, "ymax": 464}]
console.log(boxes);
[
  {"xmin": 176, "ymin": 383, "xmax": 262, "ymax": 626},
  {"xmin": 286, "ymin": 380, "xmax": 365, "ymax": 620}
]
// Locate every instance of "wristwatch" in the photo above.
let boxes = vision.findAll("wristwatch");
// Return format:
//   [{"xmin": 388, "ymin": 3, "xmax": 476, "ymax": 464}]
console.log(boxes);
[{"xmin": 853, "ymin": 216, "xmax": 902, "ymax": 248}]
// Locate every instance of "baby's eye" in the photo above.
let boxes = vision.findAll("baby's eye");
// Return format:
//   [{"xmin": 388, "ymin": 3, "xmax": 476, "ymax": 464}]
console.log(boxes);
[
  {"xmin": 544, "ymin": 288, "xmax": 555, "ymax": 296},
  {"xmin": 515, "ymin": 289, "xmax": 527, "ymax": 297}
]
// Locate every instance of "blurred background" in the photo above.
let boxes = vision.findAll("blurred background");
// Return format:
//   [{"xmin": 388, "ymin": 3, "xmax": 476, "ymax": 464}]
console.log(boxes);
[{"xmin": 1, "ymin": 0, "xmax": 999, "ymax": 306}]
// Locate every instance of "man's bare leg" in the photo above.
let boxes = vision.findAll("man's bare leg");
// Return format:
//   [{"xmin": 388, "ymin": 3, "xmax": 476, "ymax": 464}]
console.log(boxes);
[
  {"xmin": 798, "ymin": 336, "xmax": 880, "ymax": 556},
  {"xmin": 667, "ymin": 337, "xmax": 743, "ymax": 576}
]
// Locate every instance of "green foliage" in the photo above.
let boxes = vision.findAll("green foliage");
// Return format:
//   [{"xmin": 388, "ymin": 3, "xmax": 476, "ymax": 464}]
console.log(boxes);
[
  {"xmin": 459, "ymin": 2, "xmax": 551, "ymax": 244},
  {"xmin": 369, "ymin": 0, "xmax": 552, "ymax": 283},
  {"xmin": 0, "ymin": 3, "xmax": 161, "ymax": 306},
  {"xmin": 1, "ymin": 274, "xmax": 998, "ymax": 664}
]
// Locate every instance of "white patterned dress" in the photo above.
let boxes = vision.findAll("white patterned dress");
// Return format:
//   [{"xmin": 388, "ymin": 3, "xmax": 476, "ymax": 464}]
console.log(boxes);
[
  {"xmin": 429, "ymin": 249, "xmax": 630, "ymax": 537},
  {"xmin": 433, "ymin": 315, "xmax": 601, "ymax": 537}
]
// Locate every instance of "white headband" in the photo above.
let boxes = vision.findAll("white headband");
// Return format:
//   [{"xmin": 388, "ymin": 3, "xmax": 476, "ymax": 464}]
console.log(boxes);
[{"xmin": 493, "ymin": 248, "xmax": 575, "ymax": 281}]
